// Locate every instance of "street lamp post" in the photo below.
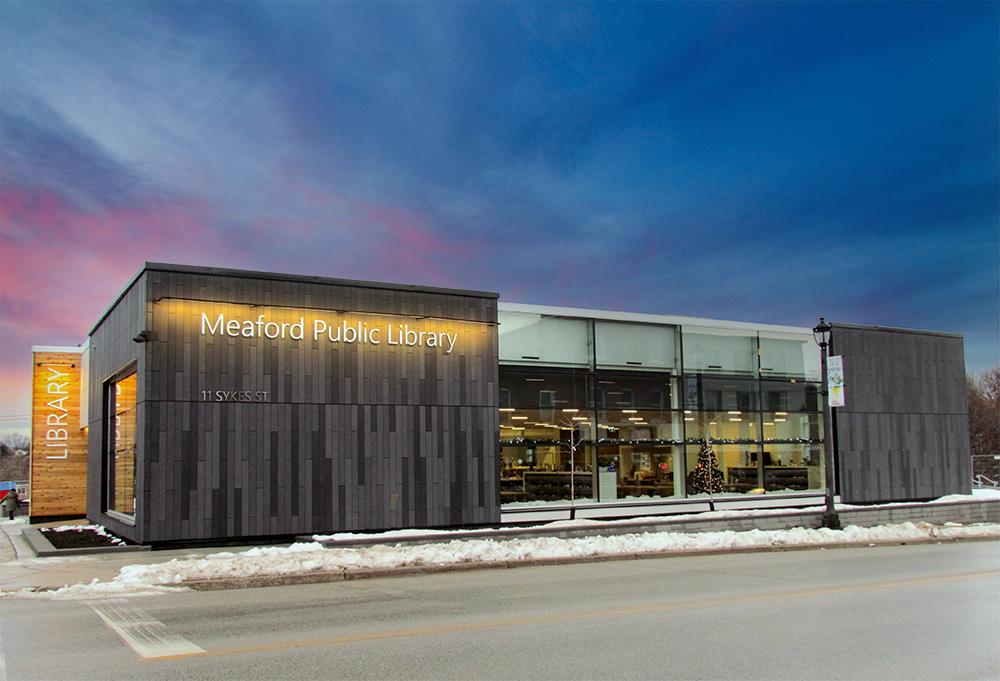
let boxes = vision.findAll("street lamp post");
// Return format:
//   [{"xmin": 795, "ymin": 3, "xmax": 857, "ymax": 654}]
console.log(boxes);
[{"xmin": 813, "ymin": 317, "xmax": 842, "ymax": 530}]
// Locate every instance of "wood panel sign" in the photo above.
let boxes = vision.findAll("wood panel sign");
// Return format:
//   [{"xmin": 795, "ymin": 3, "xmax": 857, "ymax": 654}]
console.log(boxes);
[{"xmin": 30, "ymin": 348, "xmax": 87, "ymax": 518}]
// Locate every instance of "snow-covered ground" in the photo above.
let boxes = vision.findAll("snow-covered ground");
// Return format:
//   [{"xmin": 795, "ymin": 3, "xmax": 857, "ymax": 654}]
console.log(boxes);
[
  {"xmin": 314, "ymin": 487, "xmax": 1000, "ymax": 542},
  {"xmin": 4, "ymin": 519, "xmax": 999, "ymax": 601},
  {"xmin": 1, "ymin": 489, "xmax": 996, "ymax": 601}
]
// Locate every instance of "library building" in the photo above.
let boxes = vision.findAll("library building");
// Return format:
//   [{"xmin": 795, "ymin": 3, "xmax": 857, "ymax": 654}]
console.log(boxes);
[{"xmin": 30, "ymin": 263, "xmax": 971, "ymax": 545}]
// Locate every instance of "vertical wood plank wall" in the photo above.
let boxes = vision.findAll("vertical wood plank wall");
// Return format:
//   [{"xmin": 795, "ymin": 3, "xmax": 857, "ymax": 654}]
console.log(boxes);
[
  {"xmin": 30, "ymin": 350, "xmax": 87, "ymax": 518},
  {"xmin": 86, "ymin": 275, "xmax": 148, "ymax": 540},
  {"xmin": 89, "ymin": 265, "xmax": 500, "ymax": 543},
  {"xmin": 831, "ymin": 324, "xmax": 971, "ymax": 503}
]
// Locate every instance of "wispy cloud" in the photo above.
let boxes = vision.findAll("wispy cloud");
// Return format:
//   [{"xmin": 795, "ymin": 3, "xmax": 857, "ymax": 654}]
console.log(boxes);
[{"xmin": 0, "ymin": 0, "xmax": 997, "ymax": 424}]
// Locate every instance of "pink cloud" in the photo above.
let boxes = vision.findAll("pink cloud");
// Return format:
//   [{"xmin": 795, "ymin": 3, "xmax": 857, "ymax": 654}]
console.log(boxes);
[
  {"xmin": 0, "ymin": 186, "xmax": 231, "ymax": 420},
  {"xmin": 0, "ymin": 178, "xmax": 501, "ymax": 426}
]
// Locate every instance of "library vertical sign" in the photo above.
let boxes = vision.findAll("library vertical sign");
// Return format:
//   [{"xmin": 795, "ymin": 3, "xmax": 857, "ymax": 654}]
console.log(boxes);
[{"xmin": 30, "ymin": 348, "xmax": 88, "ymax": 518}]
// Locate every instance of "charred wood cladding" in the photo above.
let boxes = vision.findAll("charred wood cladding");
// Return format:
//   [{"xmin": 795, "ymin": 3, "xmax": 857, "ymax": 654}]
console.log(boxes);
[{"xmin": 84, "ymin": 264, "xmax": 500, "ymax": 545}]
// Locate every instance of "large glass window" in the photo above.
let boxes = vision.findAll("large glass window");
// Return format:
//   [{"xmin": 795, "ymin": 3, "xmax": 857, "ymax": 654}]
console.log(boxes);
[
  {"xmin": 682, "ymin": 327, "xmax": 757, "ymax": 375},
  {"xmin": 760, "ymin": 444, "xmax": 823, "ymax": 492},
  {"xmin": 499, "ymin": 366, "xmax": 594, "ymax": 506},
  {"xmin": 106, "ymin": 371, "xmax": 137, "ymax": 517},
  {"xmin": 759, "ymin": 333, "xmax": 821, "ymax": 381},
  {"xmin": 498, "ymin": 312, "xmax": 590, "ymax": 365},
  {"xmin": 595, "ymin": 321, "xmax": 677, "ymax": 370},
  {"xmin": 683, "ymin": 376, "xmax": 758, "ymax": 412},
  {"xmin": 496, "ymin": 317, "xmax": 829, "ymax": 507},
  {"xmin": 685, "ymin": 443, "xmax": 763, "ymax": 495}
]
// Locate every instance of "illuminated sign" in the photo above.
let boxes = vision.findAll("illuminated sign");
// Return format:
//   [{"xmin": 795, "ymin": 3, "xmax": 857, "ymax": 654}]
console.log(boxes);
[
  {"xmin": 40, "ymin": 365, "xmax": 73, "ymax": 459},
  {"xmin": 199, "ymin": 312, "xmax": 460, "ymax": 354}
]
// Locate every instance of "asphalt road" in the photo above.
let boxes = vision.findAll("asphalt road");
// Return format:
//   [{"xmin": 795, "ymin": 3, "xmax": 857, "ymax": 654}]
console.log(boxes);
[{"xmin": 2, "ymin": 541, "xmax": 998, "ymax": 681}]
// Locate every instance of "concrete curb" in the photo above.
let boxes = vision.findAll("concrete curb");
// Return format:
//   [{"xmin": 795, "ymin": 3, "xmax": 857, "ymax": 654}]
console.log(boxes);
[
  {"xmin": 22, "ymin": 527, "xmax": 151, "ymax": 558},
  {"xmin": 305, "ymin": 498, "xmax": 1000, "ymax": 549},
  {"xmin": 180, "ymin": 533, "xmax": 1000, "ymax": 592}
]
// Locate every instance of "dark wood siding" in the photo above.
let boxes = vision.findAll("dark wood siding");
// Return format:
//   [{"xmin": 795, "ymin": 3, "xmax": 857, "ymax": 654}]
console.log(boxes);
[
  {"xmin": 86, "ymin": 273, "xmax": 149, "ymax": 542},
  {"xmin": 831, "ymin": 324, "xmax": 970, "ymax": 503},
  {"xmin": 89, "ymin": 265, "xmax": 499, "ymax": 543}
]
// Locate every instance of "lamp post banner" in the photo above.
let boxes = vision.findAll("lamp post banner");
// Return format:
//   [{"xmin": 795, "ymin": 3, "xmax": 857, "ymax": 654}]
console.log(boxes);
[{"xmin": 828, "ymin": 355, "xmax": 845, "ymax": 407}]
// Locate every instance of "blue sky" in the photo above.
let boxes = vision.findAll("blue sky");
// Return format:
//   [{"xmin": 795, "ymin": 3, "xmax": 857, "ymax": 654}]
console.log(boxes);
[{"xmin": 1, "ymin": 1, "xmax": 998, "ymax": 429}]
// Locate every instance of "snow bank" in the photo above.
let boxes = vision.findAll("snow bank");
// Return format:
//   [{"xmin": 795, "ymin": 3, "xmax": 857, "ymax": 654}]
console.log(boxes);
[{"xmin": 5, "ymin": 521, "xmax": 998, "ymax": 601}]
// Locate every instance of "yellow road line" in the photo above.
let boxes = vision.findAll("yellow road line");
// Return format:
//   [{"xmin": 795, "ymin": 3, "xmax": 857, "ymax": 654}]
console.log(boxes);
[{"xmin": 148, "ymin": 569, "xmax": 1000, "ymax": 662}]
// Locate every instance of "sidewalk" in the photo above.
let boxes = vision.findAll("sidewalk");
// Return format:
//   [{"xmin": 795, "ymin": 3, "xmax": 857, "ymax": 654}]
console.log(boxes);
[
  {"xmin": 3, "ymin": 493, "xmax": 999, "ymax": 598},
  {"xmin": 0, "ymin": 519, "xmax": 292, "ymax": 593}
]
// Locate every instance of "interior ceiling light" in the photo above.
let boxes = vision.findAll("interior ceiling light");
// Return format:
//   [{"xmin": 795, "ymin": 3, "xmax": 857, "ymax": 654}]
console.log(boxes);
[
  {"xmin": 562, "ymin": 408, "xmax": 578, "ymax": 413},
  {"xmin": 775, "ymin": 418, "xmax": 787, "ymax": 422},
  {"xmin": 775, "ymin": 412, "xmax": 788, "ymax": 416},
  {"xmin": 728, "ymin": 411, "xmax": 741, "ymax": 415},
  {"xmin": 572, "ymin": 416, "xmax": 589, "ymax": 421},
  {"xmin": 499, "ymin": 408, "xmax": 515, "ymax": 412},
  {"xmin": 729, "ymin": 417, "xmax": 742, "ymax": 421},
  {"xmin": 684, "ymin": 410, "xmax": 692, "ymax": 414},
  {"xmin": 764, "ymin": 422, "xmax": 774, "ymax": 426},
  {"xmin": 684, "ymin": 417, "xmax": 694, "ymax": 422},
  {"xmin": 511, "ymin": 416, "xmax": 528, "ymax": 420},
  {"xmin": 622, "ymin": 409, "xmax": 637, "ymax": 414},
  {"xmin": 628, "ymin": 417, "xmax": 643, "ymax": 421}
]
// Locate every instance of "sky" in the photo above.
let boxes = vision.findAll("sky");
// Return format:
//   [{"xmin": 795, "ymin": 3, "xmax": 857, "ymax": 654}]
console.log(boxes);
[{"xmin": 1, "ymin": 1, "xmax": 998, "ymax": 437}]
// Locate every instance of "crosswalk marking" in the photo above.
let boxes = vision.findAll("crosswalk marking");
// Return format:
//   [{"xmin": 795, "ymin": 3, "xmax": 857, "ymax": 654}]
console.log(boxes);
[{"xmin": 89, "ymin": 600, "xmax": 205, "ymax": 660}]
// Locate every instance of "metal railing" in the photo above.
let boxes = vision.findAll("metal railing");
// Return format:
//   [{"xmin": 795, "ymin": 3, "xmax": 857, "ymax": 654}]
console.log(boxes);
[{"xmin": 972, "ymin": 474, "xmax": 998, "ymax": 488}]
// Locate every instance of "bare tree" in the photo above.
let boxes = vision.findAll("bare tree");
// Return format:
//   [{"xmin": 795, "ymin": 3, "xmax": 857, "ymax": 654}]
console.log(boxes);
[
  {"xmin": 1, "ymin": 433, "xmax": 29, "ymax": 452},
  {"xmin": 968, "ymin": 368, "xmax": 1000, "ymax": 456}
]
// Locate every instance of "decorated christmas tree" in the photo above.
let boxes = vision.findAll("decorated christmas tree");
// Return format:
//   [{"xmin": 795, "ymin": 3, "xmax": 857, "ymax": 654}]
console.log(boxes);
[{"xmin": 687, "ymin": 439, "xmax": 724, "ymax": 510}]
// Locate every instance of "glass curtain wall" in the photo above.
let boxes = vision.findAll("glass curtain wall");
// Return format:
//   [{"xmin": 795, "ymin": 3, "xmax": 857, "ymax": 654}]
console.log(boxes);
[
  {"xmin": 595, "ymin": 372, "xmax": 682, "ymax": 501},
  {"xmin": 497, "ymin": 310, "xmax": 825, "ymax": 508},
  {"xmin": 498, "ymin": 367, "xmax": 594, "ymax": 506}
]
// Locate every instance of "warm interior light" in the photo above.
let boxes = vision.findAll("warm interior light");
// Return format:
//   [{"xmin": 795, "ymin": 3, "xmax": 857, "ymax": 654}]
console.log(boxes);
[
  {"xmin": 511, "ymin": 416, "xmax": 528, "ymax": 420},
  {"xmin": 775, "ymin": 418, "xmax": 787, "ymax": 422},
  {"xmin": 572, "ymin": 416, "xmax": 588, "ymax": 421},
  {"xmin": 622, "ymin": 409, "xmax": 637, "ymax": 414},
  {"xmin": 628, "ymin": 417, "xmax": 643, "ymax": 421},
  {"xmin": 562, "ymin": 408, "xmax": 578, "ymax": 413},
  {"xmin": 728, "ymin": 411, "xmax": 741, "ymax": 415},
  {"xmin": 729, "ymin": 418, "xmax": 742, "ymax": 422},
  {"xmin": 499, "ymin": 408, "xmax": 515, "ymax": 412},
  {"xmin": 775, "ymin": 411, "xmax": 788, "ymax": 416},
  {"xmin": 684, "ymin": 417, "xmax": 694, "ymax": 422},
  {"xmin": 684, "ymin": 410, "xmax": 692, "ymax": 414},
  {"xmin": 764, "ymin": 422, "xmax": 774, "ymax": 426}
]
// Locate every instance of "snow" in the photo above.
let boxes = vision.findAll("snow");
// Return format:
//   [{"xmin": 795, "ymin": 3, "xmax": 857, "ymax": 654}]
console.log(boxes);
[
  {"xmin": 43, "ymin": 525, "xmax": 125, "ymax": 545},
  {"xmin": 4, "ymin": 520, "xmax": 998, "ymax": 601},
  {"xmin": 3, "ymin": 489, "xmax": 997, "ymax": 601}
]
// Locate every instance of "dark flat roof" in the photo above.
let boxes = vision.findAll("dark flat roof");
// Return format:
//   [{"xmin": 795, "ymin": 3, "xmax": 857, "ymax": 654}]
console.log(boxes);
[
  {"xmin": 833, "ymin": 321, "xmax": 963, "ymax": 340},
  {"xmin": 89, "ymin": 262, "xmax": 499, "ymax": 336}
]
